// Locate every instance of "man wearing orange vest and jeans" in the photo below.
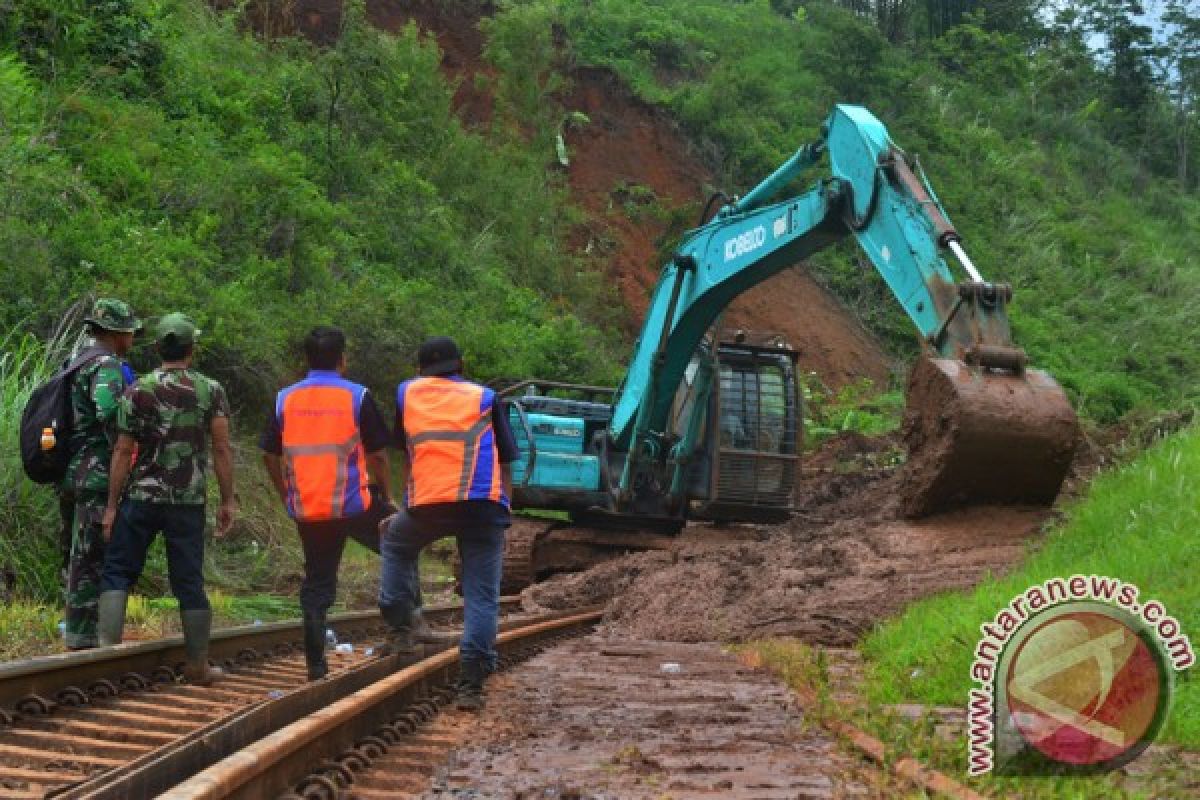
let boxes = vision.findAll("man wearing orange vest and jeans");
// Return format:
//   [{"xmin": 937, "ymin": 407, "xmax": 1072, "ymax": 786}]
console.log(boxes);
[
  {"xmin": 379, "ymin": 336, "xmax": 518, "ymax": 710},
  {"xmin": 261, "ymin": 326, "xmax": 398, "ymax": 681}
]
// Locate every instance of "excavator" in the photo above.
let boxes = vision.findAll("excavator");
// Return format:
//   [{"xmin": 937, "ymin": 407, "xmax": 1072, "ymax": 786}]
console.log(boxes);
[{"xmin": 494, "ymin": 104, "xmax": 1080, "ymax": 592}]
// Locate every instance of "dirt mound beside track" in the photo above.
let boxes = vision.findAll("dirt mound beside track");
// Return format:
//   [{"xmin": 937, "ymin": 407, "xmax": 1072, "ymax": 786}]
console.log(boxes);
[{"xmin": 523, "ymin": 447, "xmax": 1051, "ymax": 646}]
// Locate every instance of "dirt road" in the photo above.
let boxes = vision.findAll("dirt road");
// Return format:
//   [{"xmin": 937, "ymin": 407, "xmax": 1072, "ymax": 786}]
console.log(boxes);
[{"xmin": 521, "ymin": 452, "xmax": 1051, "ymax": 646}]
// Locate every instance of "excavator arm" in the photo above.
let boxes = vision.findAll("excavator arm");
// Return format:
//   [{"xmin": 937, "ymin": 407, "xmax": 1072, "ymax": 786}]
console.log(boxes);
[{"xmin": 611, "ymin": 104, "xmax": 1077, "ymax": 514}]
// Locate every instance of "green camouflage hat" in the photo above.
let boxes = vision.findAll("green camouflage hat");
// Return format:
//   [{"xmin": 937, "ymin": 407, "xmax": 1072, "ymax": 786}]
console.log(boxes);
[
  {"xmin": 155, "ymin": 312, "xmax": 201, "ymax": 345},
  {"xmin": 84, "ymin": 298, "xmax": 141, "ymax": 333}
]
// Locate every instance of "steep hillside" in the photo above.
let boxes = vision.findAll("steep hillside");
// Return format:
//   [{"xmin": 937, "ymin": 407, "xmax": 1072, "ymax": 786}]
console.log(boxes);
[
  {"xmin": 0, "ymin": 0, "xmax": 620, "ymax": 411},
  {"xmin": 523, "ymin": 0, "xmax": 1200, "ymax": 423},
  {"xmin": 306, "ymin": 0, "xmax": 892, "ymax": 388}
]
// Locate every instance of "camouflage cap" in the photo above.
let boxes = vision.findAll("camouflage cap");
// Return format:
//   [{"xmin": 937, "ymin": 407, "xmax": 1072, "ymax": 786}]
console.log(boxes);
[
  {"xmin": 84, "ymin": 298, "xmax": 141, "ymax": 333},
  {"xmin": 155, "ymin": 312, "xmax": 202, "ymax": 345}
]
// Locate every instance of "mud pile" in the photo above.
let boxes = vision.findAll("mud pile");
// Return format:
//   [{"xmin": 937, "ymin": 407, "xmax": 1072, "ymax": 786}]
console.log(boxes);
[
  {"xmin": 524, "ymin": 506, "xmax": 1047, "ymax": 646},
  {"xmin": 523, "ymin": 435, "xmax": 1052, "ymax": 646}
]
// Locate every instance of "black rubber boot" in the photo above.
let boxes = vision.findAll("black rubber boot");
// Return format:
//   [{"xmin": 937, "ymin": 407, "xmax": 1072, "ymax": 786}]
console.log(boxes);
[
  {"xmin": 378, "ymin": 601, "xmax": 420, "ymax": 658},
  {"xmin": 455, "ymin": 659, "xmax": 488, "ymax": 711},
  {"xmin": 303, "ymin": 613, "xmax": 328, "ymax": 680}
]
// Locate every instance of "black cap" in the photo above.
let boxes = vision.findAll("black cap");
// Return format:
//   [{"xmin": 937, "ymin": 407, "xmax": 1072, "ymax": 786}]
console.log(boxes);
[{"xmin": 417, "ymin": 336, "xmax": 463, "ymax": 376}]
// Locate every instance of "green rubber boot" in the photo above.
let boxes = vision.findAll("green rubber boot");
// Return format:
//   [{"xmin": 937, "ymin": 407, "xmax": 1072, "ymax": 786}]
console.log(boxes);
[
  {"xmin": 97, "ymin": 590, "xmax": 128, "ymax": 647},
  {"xmin": 180, "ymin": 609, "xmax": 224, "ymax": 686}
]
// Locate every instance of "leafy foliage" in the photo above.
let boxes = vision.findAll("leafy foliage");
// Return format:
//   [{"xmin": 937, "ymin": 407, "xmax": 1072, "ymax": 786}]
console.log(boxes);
[
  {"xmin": 0, "ymin": 327, "xmax": 76, "ymax": 597},
  {"xmin": 0, "ymin": 1, "xmax": 621, "ymax": 416}
]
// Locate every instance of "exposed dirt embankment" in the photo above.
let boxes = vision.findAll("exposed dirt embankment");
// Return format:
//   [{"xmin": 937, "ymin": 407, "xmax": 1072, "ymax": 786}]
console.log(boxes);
[
  {"xmin": 560, "ymin": 67, "xmax": 891, "ymax": 387},
  {"xmin": 270, "ymin": 0, "xmax": 891, "ymax": 389}
]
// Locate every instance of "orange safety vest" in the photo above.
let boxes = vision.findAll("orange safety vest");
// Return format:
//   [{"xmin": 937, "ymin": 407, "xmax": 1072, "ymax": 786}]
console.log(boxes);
[
  {"xmin": 397, "ymin": 376, "xmax": 507, "ymax": 508},
  {"xmin": 276, "ymin": 371, "xmax": 371, "ymax": 522}
]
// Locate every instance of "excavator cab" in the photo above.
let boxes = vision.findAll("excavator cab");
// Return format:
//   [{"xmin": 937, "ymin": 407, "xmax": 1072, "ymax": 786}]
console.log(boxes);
[{"xmin": 677, "ymin": 335, "xmax": 801, "ymax": 523}]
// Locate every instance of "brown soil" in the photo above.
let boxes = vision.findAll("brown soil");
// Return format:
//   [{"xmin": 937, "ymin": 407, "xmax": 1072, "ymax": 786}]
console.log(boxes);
[
  {"xmin": 412, "ymin": 636, "xmax": 900, "ymax": 798},
  {"xmin": 522, "ymin": 439, "xmax": 1053, "ymax": 646},
  {"xmin": 560, "ymin": 66, "xmax": 891, "ymax": 388},
  {"xmin": 259, "ymin": 1, "xmax": 891, "ymax": 389}
]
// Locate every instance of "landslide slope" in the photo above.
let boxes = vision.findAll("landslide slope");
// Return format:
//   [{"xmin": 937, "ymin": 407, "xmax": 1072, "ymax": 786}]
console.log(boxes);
[{"xmin": 285, "ymin": 0, "xmax": 892, "ymax": 389}]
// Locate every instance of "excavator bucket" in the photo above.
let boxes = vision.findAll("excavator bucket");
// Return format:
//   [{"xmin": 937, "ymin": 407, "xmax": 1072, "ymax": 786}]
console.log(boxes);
[{"xmin": 899, "ymin": 357, "xmax": 1079, "ymax": 517}]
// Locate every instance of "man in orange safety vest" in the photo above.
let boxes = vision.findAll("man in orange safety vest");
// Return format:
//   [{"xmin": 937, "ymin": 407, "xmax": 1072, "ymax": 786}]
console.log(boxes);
[
  {"xmin": 261, "ymin": 326, "xmax": 399, "ymax": 680},
  {"xmin": 379, "ymin": 336, "xmax": 518, "ymax": 710}
]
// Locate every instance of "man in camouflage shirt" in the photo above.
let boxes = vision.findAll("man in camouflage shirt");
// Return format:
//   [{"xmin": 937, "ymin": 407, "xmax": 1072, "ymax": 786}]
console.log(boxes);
[
  {"xmin": 62, "ymin": 298, "xmax": 141, "ymax": 650},
  {"xmin": 98, "ymin": 313, "xmax": 236, "ymax": 685}
]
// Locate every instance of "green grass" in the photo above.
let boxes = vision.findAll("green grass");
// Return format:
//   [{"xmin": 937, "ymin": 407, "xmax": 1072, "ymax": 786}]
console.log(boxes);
[
  {"xmin": 746, "ymin": 639, "xmax": 1150, "ymax": 799},
  {"xmin": 863, "ymin": 425, "xmax": 1200, "ymax": 748},
  {"xmin": 0, "ymin": 590, "xmax": 302, "ymax": 662},
  {"xmin": 0, "ymin": 324, "xmax": 80, "ymax": 597},
  {"xmin": 802, "ymin": 376, "xmax": 905, "ymax": 451}
]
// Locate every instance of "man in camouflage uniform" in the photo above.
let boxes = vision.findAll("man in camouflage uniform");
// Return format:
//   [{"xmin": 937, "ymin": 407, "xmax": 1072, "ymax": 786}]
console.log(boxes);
[
  {"xmin": 98, "ymin": 313, "xmax": 236, "ymax": 685},
  {"xmin": 63, "ymin": 298, "xmax": 140, "ymax": 650}
]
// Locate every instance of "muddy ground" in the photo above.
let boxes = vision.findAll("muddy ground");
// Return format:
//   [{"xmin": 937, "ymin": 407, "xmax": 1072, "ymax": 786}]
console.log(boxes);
[
  {"xmin": 411, "ymin": 637, "xmax": 901, "ymax": 799},
  {"xmin": 521, "ymin": 434, "xmax": 1054, "ymax": 646}
]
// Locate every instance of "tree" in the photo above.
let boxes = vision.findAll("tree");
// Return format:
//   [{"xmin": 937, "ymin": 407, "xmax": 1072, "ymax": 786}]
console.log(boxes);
[
  {"xmin": 1161, "ymin": 0, "xmax": 1200, "ymax": 189},
  {"xmin": 1083, "ymin": 0, "xmax": 1160, "ymax": 150},
  {"xmin": 922, "ymin": 0, "xmax": 1040, "ymax": 41}
]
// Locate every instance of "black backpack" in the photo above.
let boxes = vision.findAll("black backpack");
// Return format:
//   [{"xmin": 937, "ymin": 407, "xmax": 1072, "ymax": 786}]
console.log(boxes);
[{"xmin": 20, "ymin": 346, "xmax": 106, "ymax": 485}]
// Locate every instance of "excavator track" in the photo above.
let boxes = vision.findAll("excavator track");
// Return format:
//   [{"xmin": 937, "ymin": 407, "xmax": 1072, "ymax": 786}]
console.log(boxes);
[{"xmin": 499, "ymin": 518, "xmax": 556, "ymax": 595}]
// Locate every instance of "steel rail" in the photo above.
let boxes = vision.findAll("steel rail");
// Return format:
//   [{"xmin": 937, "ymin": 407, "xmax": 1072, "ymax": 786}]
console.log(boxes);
[
  {"xmin": 157, "ymin": 609, "xmax": 604, "ymax": 800},
  {"xmin": 0, "ymin": 599, "xmax": 523, "ymax": 800},
  {"xmin": 0, "ymin": 598, "xmax": 517, "ymax": 714}
]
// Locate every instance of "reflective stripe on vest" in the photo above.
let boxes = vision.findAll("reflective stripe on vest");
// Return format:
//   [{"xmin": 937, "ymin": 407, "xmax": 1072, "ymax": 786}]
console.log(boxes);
[
  {"xmin": 277, "ymin": 373, "xmax": 371, "ymax": 522},
  {"xmin": 398, "ymin": 376, "xmax": 506, "ymax": 507}
]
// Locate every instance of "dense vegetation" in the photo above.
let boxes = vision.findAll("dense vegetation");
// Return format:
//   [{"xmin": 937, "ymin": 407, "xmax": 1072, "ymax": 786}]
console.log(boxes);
[
  {"xmin": 484, "ymin": 0, "xmax": 1200, "ymax": 423},
  {"xmin": 0, "ymin": 0, "xmax": 621, "ymax": 414}
]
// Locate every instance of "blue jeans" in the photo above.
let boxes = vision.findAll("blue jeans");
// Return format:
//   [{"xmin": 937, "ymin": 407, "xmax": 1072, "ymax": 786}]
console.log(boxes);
[
  {"xmin": 379, "ymin": 503, "xmax": 507, "ymax": 667},
  {"xmin": 101, "ymin": 500, "xmax": 209, "ymax": 611}
]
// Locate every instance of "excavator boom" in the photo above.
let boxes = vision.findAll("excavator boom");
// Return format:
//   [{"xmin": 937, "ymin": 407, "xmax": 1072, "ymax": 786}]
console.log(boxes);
[{"xmin": 611, "ymin": 104, "xmax": 1078, "ymax": 514}]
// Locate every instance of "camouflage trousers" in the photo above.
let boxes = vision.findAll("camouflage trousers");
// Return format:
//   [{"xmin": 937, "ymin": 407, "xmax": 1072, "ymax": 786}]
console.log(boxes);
[{"xmin": 65, "ymin": 493, "xmax": 107, "ymax": 650}]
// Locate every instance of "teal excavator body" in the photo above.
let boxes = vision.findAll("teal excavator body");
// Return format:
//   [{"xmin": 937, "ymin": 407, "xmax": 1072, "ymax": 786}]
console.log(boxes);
[{"xmin": 495, "ymin": 105, "xmax": 1078, "ymax": 587}]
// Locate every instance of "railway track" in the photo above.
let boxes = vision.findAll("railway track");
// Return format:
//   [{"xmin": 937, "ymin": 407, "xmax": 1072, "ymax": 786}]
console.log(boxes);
[
  {"xmin": 0, "ymin": 598, "xmax": 535, "ymax": 799},
  {"xmin": 159, "ymin": 622, "xmax": 915, "ymax": 800},
  {"xmin": 154, "ymin": 610, "xmax": 604, "ymax": 799}
]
